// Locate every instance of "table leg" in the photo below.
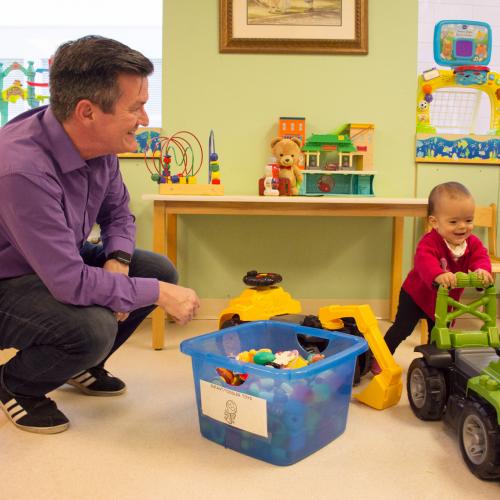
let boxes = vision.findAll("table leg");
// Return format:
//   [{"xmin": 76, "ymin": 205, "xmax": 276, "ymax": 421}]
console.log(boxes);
[
  {"xmin": 166, "ymin": 213, "xmax": 177, "ymax": 266},
  {"xmin": 390, "ymin": 217, "xmax": 404, "ymax": 321},
  {"xmin": 152, "ymin": 202, "xmax": 166, "ymax": 350}
]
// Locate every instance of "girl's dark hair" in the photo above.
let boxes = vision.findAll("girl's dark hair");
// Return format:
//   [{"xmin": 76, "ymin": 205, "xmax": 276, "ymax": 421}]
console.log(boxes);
[
  {"xmin": 427, "ymin": 182, "xmax": 472, "ymax": 216},
  {"xmin": 49, "ymin": 35, "xmax": 154, "ymax": 122}
]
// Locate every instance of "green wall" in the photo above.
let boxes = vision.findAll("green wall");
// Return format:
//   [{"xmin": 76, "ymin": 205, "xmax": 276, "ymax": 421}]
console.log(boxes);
[{"xmin": 120, "ymin": 1, "xmax": 499, "ymax": 304}]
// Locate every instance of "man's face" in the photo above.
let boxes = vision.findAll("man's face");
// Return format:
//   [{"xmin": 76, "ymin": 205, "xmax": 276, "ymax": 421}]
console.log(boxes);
[{"xmin": 94, "ymin": 73, "xmax": 149, "ymax": 154}]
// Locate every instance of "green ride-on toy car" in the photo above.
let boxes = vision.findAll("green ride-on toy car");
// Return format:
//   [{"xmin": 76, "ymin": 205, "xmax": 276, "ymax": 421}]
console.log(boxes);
[{"xmin": 407, "ymin": 272, "xmax": 500, "ymax": 480}]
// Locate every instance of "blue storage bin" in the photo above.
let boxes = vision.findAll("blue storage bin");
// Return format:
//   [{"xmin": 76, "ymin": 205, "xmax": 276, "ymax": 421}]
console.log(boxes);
[{"xmin": 181, "ymin": 320, "xmax": 368, "ymax": 465}]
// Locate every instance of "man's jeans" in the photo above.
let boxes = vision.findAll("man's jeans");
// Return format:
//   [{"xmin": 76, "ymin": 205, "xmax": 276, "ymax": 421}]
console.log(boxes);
[{"xmin": 0, "ymin": 244, "xmax": 177, "ymax": 397}]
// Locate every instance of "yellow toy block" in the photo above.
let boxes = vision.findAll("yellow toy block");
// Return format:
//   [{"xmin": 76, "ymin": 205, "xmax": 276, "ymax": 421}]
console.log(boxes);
[{"xmin": 159, "ymin": 183, "xmax": 224, "ymax": 195}]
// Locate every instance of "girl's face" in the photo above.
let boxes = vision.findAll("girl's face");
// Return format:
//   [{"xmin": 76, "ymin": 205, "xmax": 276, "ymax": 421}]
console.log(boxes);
[{"xmin": 429, "ymin": 195, "xmax": 475, "ymax": 247}]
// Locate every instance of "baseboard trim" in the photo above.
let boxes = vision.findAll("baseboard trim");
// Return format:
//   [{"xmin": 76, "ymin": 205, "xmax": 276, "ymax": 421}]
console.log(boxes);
[{"xmin": 150, "ymin": 296, "xmax": 500, "ymax": 321}]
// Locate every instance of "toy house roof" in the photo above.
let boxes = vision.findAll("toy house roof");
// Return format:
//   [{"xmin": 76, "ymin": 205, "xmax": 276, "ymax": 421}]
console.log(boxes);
[{"xmin": 302, "ymin": 133, "xmax": 356, "ymax": 153}]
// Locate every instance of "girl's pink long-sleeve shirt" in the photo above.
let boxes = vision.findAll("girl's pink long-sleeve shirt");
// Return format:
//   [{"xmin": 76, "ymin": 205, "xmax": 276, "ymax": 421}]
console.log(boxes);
[{"xmin": 402, "ymin": 229, "xmax": 491, "ymax": 319}]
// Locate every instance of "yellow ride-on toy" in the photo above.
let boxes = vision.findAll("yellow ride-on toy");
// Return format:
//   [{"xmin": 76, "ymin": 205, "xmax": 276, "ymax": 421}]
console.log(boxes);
[{"xmin": 218, "ymin": 271, "xmax": 402, "ymax": 410}]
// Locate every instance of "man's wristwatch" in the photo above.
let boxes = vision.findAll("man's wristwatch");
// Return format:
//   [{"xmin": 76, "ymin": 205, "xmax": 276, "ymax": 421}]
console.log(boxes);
[{"xmin": 106, "ymin": 250, "xmax": 132, "ymax": 266}]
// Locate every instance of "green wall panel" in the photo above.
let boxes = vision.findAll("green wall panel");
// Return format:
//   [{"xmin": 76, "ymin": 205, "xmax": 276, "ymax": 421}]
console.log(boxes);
[{"xmin": 117, "ymin": 1, "xmax": 499, "ymax": 302}]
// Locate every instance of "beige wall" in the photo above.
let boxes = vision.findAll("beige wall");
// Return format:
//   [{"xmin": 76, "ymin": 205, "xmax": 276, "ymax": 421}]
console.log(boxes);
[{"xmin": 120, "ymin": 1, "xmax": 499, "ymax": 305}]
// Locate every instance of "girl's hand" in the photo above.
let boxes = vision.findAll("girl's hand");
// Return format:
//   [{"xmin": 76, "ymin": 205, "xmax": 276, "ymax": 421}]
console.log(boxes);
[
  {"xmin": 474, "ymin": 268, "xmax": 494, "ymax": 286},
  {"xmin": 434, "ymin": 272, "xmax": 457, "ymax": 289}
]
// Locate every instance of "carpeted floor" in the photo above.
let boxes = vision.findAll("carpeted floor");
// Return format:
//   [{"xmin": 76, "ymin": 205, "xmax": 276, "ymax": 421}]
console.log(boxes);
[{"xmin": 1, "ymin": 318, "xmax": 499, "ymax": 499}]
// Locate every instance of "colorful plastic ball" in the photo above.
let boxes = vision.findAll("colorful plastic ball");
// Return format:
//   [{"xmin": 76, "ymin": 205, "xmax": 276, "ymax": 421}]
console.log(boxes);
[
  {"xmin": 311, "ymin": 382, "xmax": 330, "ymax": 403},
  {"xmin": 210, "ymin": 153, "xmax": 218, "ymax": 161},
  {"xmin": 273, "ymin": 387, "xmax": 289, "ymax": 406},
  {"xmin": 259, "ymin": 377, "xmax": 275, "ymax": 390},
  {"xmin": 248, "ymin": 382, "xmax": 261, "ymax": 396},
  {"xmin": 422, "ymin": 84, "xmax": 432, "ymax": 94},
  {"xmin": 279, "ymin": 382, "xmax": 294, "ymax": 397},
  {"xmin": 270, "ymin": 445, "xmax": 288, "ymax": 463},
  {"xmin": 258, "ymin": 390, "xmax": 274, "ymax": 402},
  {"xmin": 291, "ymin": 383, "xmax": 314, "ymax": 403},
  {"xmin": 424, "ymin": 93, "xmax": 433, "ymax": 103}
]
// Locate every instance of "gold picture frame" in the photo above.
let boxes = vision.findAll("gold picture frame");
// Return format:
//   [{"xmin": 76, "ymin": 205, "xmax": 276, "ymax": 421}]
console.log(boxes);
[{"xmin": 220, "ymin": 0, "xmax": 368, "ymax": 55}]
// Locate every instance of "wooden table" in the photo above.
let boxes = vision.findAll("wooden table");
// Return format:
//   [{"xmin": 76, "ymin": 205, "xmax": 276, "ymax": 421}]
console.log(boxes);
[{"xmin": 142, "ymin": 195, "xmax": 428, "ymax": 349}]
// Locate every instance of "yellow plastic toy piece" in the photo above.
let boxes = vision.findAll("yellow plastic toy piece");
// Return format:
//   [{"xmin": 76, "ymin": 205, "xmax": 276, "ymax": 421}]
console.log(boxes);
[
  {"xmin": 319, "ymin": 304, "xmax": 402, "ymax": 410},
  {"xmin": 218, "ymin": 286, "xmax": 301, "ymax": 328},
  {"xmin": 285, "ymin": 355, "xmax": 308, "ymax": 370}
]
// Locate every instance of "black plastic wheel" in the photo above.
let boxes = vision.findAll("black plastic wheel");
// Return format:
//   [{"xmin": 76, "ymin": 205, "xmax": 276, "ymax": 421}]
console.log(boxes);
[
  {"xmin": 407, "ymin": 357, "xmax": 447, "ymax": 420},
  {"xmin": 459, "ymin": 401, "xmax": 500, "ymax": 480},
  {"xmin": 220, "ymin": 316, "xmax": 242, "ymax": 329},
  {"xmin": 341, "ymin": 317, "xmax": 373, "ymax": 379}
]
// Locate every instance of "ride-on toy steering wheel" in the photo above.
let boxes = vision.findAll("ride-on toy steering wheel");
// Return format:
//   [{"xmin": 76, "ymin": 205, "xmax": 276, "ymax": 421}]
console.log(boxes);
[{"xmin": 243, "ymin": 270, "xmax": 282, "ymax": 287}]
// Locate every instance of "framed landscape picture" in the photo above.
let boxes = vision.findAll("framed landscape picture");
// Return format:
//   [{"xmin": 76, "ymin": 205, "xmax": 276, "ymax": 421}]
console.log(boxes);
[{"xmin": 219, "ymin": 0, "xmax": 368, "ymax": 55}]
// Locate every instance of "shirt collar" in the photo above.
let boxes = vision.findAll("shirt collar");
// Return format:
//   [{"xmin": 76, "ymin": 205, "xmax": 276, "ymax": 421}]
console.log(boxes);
[
  {"xmin": 444, "ymin": 238, "xmax": 467, "ymax": 258},
  {"xmin": 42, "ymin": 106, "xmax": 88, "ymax": 173}
]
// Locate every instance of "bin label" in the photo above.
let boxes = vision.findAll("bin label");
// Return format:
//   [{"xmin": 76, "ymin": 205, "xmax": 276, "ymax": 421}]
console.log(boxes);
[{"xmin": 200, "ymin": 380, "xmax": 268, "ymax": 438}]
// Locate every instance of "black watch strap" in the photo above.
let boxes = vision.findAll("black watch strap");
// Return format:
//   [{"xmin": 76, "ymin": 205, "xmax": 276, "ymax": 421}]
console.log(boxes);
[{"xmin": 107, "ymin": 250, "xmax": 132, "ymax": 265}]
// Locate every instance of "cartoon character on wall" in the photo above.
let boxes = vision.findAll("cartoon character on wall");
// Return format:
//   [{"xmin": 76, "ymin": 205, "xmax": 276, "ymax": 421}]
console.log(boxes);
[
  {"xmin": 270, "ymin": 137, "xmax": 303, "ymax": 195},
  {"xmin": 440, "ymin": 37, "xmax": 453, "ymax": 60}
]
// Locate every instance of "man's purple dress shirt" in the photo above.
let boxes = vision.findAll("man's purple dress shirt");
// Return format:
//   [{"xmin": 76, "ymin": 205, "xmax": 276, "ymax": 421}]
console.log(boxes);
[{"xmin": 0, "ymin": 106, "xmax": 159, "ymax": 312}]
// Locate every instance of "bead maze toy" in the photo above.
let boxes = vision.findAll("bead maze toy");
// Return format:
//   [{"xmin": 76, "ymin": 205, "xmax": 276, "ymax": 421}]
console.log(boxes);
[
  {"xmin": 218, "ymin": 271, "xmax": 402, "ymax": 410},
  {"xmin": 407, "ymin": 272, "xmax": 500, "ymax": 480},
  {"xmin": 416, "ymin": 20, "xmax": 500, "ymax": 164},
  {"xmin": 144, "ymin": 130, "xmax": 224, "ymax": 195}
]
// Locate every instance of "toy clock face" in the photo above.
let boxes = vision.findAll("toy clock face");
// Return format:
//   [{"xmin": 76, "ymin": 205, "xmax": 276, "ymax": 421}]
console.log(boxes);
[{"xmin": 433, "ymin": 20, "xmax": 492, "ymax": 67}]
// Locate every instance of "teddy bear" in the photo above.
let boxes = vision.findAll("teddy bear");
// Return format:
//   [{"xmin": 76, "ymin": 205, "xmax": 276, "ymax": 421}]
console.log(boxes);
[{"xmin": 270, "ymin": 137, "xmax": 303, "ymax": 195}]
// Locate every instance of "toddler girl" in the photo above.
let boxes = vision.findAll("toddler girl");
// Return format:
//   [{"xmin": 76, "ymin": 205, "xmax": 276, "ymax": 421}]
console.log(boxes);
[{"xmin": 373, "ymin": 182, "xmax": 493, "ymax": 373}]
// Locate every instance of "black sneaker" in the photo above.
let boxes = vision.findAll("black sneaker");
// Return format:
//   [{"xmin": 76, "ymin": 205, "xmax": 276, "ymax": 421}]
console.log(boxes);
[
  {"xmin": 0, "ymin": 369, "xmax": 69, "ymax": 434},
  {"xmin": 67, "ymin": 367, "xmax": 126, "ymax": 396}
]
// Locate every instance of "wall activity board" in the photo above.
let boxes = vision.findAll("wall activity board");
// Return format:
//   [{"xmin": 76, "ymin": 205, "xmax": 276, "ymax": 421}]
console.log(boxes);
[
  {"xmin": 0, "ymin": 61, "xmax": 49, "ymax": 126},
  {"xmin": 117, "ymin": 128, "xmax": 161, "ymax": 158},
  {"xmin": 415, "ymin": 20, "xmax": 500, "ymax": 165}
]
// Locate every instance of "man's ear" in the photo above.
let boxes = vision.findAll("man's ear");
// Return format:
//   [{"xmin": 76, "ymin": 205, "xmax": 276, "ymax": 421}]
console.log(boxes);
[{"xmin": 73, "ymin": 99, "xmax": 95, "ymax": 123}]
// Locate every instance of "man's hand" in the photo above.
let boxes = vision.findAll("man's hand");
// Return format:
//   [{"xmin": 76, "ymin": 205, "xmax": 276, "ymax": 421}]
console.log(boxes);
[
  {"xmin": 434, "ymin": 272, "xmax": 457, "ymax": 289},
  {"xmin": 104, "ymin": 258, "xmax": 130, "ymax": 322},
  {"xmin": 474, "ymin": 268, "xmax": 494, "ymax": 287},
  {"xmin": 156, "ymin": 281, "xmax": 200, "ymax": 325}
]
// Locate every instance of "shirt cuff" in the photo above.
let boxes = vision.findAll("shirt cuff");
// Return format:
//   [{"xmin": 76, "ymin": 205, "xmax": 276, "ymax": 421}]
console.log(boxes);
[
  {"xmin": 104, "ymin": 236, "xmax": 135, "ymax": 256},
  {"xmin": 132, "ymin": 278, "xmax": 160, "ymax": 308}
]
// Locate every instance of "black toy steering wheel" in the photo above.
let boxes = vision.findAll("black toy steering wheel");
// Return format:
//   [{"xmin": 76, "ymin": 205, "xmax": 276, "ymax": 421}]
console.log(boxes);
[{"xmin": 243, "ymin": 270, "xmax": 282, "ymax": 287}]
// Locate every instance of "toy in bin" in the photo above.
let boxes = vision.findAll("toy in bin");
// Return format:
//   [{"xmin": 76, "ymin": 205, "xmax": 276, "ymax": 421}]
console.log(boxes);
[
  {"xmin": 180, "ymin": 320, "xmax": 368, "ymax": 465},
  {"xmin": 407, "ymin": 272, "xmax": 500, "ymax": 480},
  {"xmin": 218, "ymin": 271, "xmax": 403, "ymax": 410},
  {"xmin": 216, "ymin": 347, "xmax": 325, "ymax": 387}
]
